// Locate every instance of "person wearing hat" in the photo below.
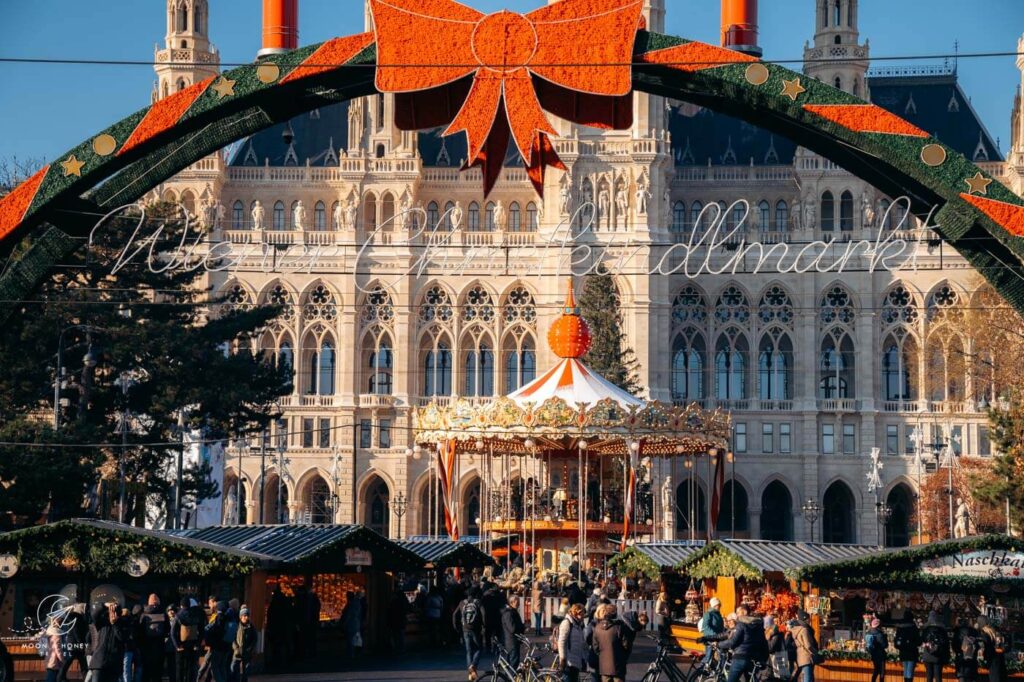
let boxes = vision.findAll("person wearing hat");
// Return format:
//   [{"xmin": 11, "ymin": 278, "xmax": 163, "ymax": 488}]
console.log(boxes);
[
  {"xmin": 865, "ymin": 617, "xmax": 889, "ymax": 682},
  {"xmin": 894, "ymin": 615, "xmax": 921, "ymax": 682},
  {"xmin": 699, "ymin": 597, "xmax": 726, "ymax": 669},
  {"xmin": 231, "ymin": 606, "xmax": 257, "ymax": 682}
]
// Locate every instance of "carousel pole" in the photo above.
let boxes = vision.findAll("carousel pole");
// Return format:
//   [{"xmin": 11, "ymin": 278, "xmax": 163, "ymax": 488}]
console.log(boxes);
[{"xmin": 578, "ymin": 440, "xmax": 584, "ymax": 579}]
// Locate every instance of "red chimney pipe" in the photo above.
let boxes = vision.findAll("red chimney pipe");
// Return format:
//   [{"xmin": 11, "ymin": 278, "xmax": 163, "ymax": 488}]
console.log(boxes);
[
  {"xmin": 259, "ymin": 0, "xmax": 299, "ymax": 57},
  {"xmin": 721, "ymin": 0, "xmax": 762, "ymax": 57}
]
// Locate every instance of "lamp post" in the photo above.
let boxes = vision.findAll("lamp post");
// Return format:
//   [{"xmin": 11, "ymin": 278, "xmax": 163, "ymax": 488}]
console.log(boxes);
[
  {"xmin": 875, "ymin": 502, "xmax": 893, "ymax": 548},
  {"xmin": 53, "ymin": 324, "xmax": 106, "ymax": 429},
  {"xmin": 802, "ymin": 498, "xmax": 822, "ymax": 543},
  {"xmin": 276, "ymin": 433, "xmax": 289, "ymax": 525},
  {"xmin": 910, "ymin": 425, "xmax": 926, "ymax": 540},
  {"xmin": 390, "ymin": 492, "xmax": 408, "ymax": 539},
  {"xmin": 258, "ymin": 428, "xmax": 269, "ymax": 525}
]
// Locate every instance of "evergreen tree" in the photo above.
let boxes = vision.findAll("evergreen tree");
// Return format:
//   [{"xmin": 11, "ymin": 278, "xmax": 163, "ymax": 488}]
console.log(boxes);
[
  {"xmin": 577, "ymin": 268, "xmax": 641, "ymax": 395},
  {"xmin": 0, "ymin": 203, "xmax": 291, "ymax": 528}
]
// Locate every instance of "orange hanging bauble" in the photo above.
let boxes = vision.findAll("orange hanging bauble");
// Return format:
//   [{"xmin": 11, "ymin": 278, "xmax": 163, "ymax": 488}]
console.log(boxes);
[{"xmin": 547, "ymin": 279, "xmax": 591, "ymax": 359}]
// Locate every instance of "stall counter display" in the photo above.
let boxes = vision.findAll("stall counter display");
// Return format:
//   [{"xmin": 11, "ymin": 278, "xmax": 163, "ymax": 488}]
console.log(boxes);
[{"xmin": 265, "ymin": 573, "xmax": 366, "ymax": 622}]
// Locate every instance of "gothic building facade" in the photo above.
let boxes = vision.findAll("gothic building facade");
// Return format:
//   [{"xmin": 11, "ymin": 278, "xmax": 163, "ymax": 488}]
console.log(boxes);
[{"xmin": 151, "ymin": 0, "xmax": 1024, "ymax": 547}]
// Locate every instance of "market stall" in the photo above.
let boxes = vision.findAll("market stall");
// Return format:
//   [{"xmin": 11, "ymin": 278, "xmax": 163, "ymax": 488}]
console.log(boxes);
[
  {"xmin": 0, "ymin": 519, "xmax": 265, "ymax": 681},
  {"xmin": 789, "ymin": 534, "xmax": 1024, "ymax": 681},
  {"xmin": 670, "ymin": 539, "xmax": 878, "ymax": 653},
  {"xmin": 396, "ymin": 539, "xmax": 495, "ymax": 572}
]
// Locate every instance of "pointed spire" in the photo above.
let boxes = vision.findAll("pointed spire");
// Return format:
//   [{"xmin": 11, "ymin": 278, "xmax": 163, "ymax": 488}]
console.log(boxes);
[
  {"xmin": 564, "ymin": 277, "xmax": 578, "ymax": 314},
  {"xmin": 548, "ymin": 278, "xmax": 590, "ymax": 359}
]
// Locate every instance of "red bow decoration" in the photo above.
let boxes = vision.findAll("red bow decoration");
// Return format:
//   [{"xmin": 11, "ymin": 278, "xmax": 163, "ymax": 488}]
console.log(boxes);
[{"xmin": 370, "ymin": 0, "xmax": 643, "ymax": 196}]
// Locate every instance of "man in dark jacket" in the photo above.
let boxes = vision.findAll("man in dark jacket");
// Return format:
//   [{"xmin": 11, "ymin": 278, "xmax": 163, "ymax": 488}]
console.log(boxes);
[
  {"xmin": 231, "ymin": 606, "xmax": 258, "ymax": 682},
  {"xmin": 89, "ymin": 603, "xmax": 125, "ymax": 682},
  {"xmin": 921, "ymin": 612, "xmax": 950, "ymax": 682},
  {"xmin": 171, "ymin": 598, "xmax": 204, "ymax": 682},
  {"xmin": 454, "ymin": 586, "xmax": 487, "ymax": 681},
  {"xmin": 715, "ymin": 605, "xmax": 768, "ymax": 682},
  {"xmin": 591, "ymin": 604, "xmax": 630, "ymax": 682},
  {"xmin": 481, "ymin": 582, "xmax": 505, "ymax": 652},
  {"xmin": 203, "ymin": 601, "xmax": 232, "ymax": 682},
  {"xmin": 58, "ymin": 602, "xmax": 90, "ymax": 682},
  {"xmin": 500, "ymin": 595, "xmax": 526, "ymax": 669},
  {"xmin": 141, "ymin": 594, "xmax": 169, "ymax": 682}
]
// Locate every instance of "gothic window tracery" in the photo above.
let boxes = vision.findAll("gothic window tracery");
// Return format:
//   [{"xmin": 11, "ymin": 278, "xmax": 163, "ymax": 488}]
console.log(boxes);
[
  {"xmin": 714, "ymin": 286, "xmax": 751, "ymax": 325},
  {"xmin": 302, "ymin": 284, "xmax": 337, "ymax": 322},
  {"xmin": 757, "ymin": 286, "xmax": 794, "ymax": 328}
]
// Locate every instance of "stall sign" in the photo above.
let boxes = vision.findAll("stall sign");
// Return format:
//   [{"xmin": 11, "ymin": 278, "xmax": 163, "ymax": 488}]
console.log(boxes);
[
  {"xmin": 920, "ymin": 551, "xmax": 1024, "ymax": 578},
  {"xmin": 345, "ymin": 548, "xmax": 372, "ymax": 567},
  {"xmin": 0, "ymin": 553, "xmax": 18, "ymax": 579}
]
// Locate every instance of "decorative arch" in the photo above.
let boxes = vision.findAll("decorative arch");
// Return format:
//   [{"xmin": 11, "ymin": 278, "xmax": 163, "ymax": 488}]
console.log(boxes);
[
  {"xmin": 822, "ymin": 479, "xmax": 857, "ymax": 544},
  {"xmin": 4, "ymin": 28, "xmax": 1024, "ymax": 324},
  {"xmin": 759, "ymin": 479, "xmax": 794, "ymax": 541},
  {"xmin": 884, "ymin": 480, "xmax": 916, "ymax": 547}
]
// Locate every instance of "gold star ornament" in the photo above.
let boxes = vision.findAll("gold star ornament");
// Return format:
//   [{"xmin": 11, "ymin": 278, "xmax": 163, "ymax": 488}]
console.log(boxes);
[
  {"xmin": 781, "ymin": 78, "xmax": 806, "ymax": 101},
  {"xmin": 211, "ymin": 77, "xmax": 236, "ymax": 99},
  {"xmin": 60, "ymin": 155, "xmax": 85, "ymax": 178},
  {"xmin": 964, "ymin": 172, "xmax": 992, "ymax": 196}
]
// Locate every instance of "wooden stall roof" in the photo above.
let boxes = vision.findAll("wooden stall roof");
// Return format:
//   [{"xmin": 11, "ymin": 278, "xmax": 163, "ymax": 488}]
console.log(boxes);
[
  {"xmin": 630, "ymin": 541, "xmax": 706, "ymax": 568},
  {"xmin": 175, "ymin": 524, "xmax": 422, "ymax": 572},
  {"xmin": 787, "ymin": 534, "xmax": 1024, "ymax": 596},
  {"xmin": 396, "ymin": 540, "xmax": 495, "ymax": 569},
  {"xmin": 0, "ymin": 519, "xmax": 271, "ymax": 578},
  {"xmin": 678, "ymin": 539, "xmax": 879, "ymax": 580}
]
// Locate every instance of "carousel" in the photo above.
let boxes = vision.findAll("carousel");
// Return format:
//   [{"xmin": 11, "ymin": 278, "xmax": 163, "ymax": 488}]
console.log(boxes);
[{"xmin": 413, "ymin": 280, "xmax": 732, "ymax": 578}]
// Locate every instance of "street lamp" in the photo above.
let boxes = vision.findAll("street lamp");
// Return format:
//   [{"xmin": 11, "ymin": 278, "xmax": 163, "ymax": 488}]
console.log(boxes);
[
  {"xmin": 53, "ymin": 324, "xmax": 107, "ymax": 430},
  {"xmin": 276, "ymin": 432, "xmax": 289, "ymax": 525},
  {"xmin": 875, "ymin": 502, "xmax": 893, "ymax": 548},
  {"xmin": 390, "ymin": 492, "xmax": 408, "ymax": 539},
  {"xmin": 802, "ymin": 498, "xmax": 822, "ymax": 543}
]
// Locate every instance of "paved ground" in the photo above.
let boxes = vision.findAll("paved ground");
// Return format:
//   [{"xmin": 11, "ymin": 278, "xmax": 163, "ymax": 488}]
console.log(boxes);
[{"xmin": 250, "ymin": 635, "xmax": 662, "ymax": 681}]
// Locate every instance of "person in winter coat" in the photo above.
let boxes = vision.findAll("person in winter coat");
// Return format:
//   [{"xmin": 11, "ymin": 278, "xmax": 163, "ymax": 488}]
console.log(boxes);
[
  {"xmin": 531, "ymin": 581, "xmax": 545, "ymax": 636},
  {"xmin": 715, "ymin": 605, "xmax": 769, "ymax": 682},
  {"xmin": 171, "ymin": 598, "xmax": 204, "ymax": 682},
  {"xmin": 565, "ymin": 581, "xmax": 587, "ymax": 608},
  {"xmin": 977, "ymin": 616, "xmax": 1007, "ymax": 682},
  {"xmin": 921, "ymin": 612, "xmax": 950, "ymax": 682},
  {"xmin": 765, "ymin": 615, "xmax": 785, "ymax": 655},
  {"xmin": 231, "ymin": 606, "xmax": 257, "ymax": 682},
  {"xmin": 655, "ymin": 588, "xmax": 671, "ymax": 638},
  {"xmin": 618, "ymin": 610, "xmax": 648, "ymax": 659},
  {"xmin": 141, "ymin": 594, "xmax": 169, "ymax": 682},
  {"xmin": 89, "ymin": 603, "xmax": 125, "ymax": 682},
  {"xmin": 591, "ymin": 604, "xmax": 630, "ymax": 682},
  {"xmin": 425, "ymin": 587, "xmax": 445, "ymax": 646},
  {"xmin": 790, "ymin": 611, "xmax": 820, "ymax": 682},
  {"xmin": 894, "ymin": 618, "xmax": 922, "ymax": 682},
  {"xmin": 43, "ymin": 618, "xmax": 64, "ymax": 682},
  {"xmin": 386, "ymin": 590, "xmax": 412, "ymax": 654},
  {"xmin": 500, "ymin": 595, "xmax": 526, "ymax": 669},
  {"xmin": 58, "ymin": 603, "xmax": 90, "ymax": 682},
  {"xmin": 454, "ymin": 586, "xmax": 487, "ymax": 681},
  {"xmin": 865, "ymin": 618, "xmax": 890, "ymax": 682},
  {"xmin": 557, "ymin": 603, "xmax": 588, "ymax": 682},
  {"xmin": 700, "ymin": 597, "xmax": 726, "ymax": 669},
  {"xmin": 952, "ymin": 617, "xmax": 980, "ymax": 682},
  {"xmin": 203, "ymin": 601, "xmax": 231, "ymax": 682},
  {"xmin": 481, "ymin": 582, "xmax": 505, "ymax": 652}
]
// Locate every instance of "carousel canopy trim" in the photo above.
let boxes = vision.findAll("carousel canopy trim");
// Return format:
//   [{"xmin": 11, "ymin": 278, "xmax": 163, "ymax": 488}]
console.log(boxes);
[
  {"xmin": 679, "ymin": 539, "xmax": 879, "ymax": 580},
  {"xmin": 176, "ymin": 524, "xmax": 423, "ymax": 571},
  {"xmin": 0, "ymin": 519, "xmax": 269, "ymax": 578},
  {"xmin": 396, "ymin": 539, "xmax": 495, "ymax": 569},
  {"xmin": 787, "ymin": 534, "xmax": 1024, "ymax": 596}
]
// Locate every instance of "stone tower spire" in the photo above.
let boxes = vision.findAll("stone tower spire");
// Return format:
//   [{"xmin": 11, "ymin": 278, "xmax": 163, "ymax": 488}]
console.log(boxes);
[
  {"xmin": 803, "ymin": 0, "xmax": 869, "ymax": 98},
  {"xmin": 153, "ymin": 0, "xmax": 220, "ymax": 102}
]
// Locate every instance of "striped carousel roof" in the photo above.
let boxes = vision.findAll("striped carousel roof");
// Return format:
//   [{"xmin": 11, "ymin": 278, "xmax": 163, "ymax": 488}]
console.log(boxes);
[{"xmin": 508, "ymin": 279, "xmax": 642, "ymax": 410}]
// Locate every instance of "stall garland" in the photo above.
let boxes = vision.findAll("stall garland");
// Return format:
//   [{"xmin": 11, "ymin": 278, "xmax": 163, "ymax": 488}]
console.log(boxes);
[
  {"xmin": 788, "ymin": 535, "xmax": 1024, "ymax": 596},
  {"xmin": 0, "ymin": 523, "xmax": 258, "ymax": 578},
  {"xmin": 679, "ymin": 547, "xmax": 762, "ymax": 582},
  {"xmin": 607, "ymin": 546, "xmax": 660, "ymax": 581}
]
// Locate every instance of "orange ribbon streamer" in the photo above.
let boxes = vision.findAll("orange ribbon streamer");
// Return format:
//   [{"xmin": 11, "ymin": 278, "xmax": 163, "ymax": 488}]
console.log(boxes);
[{"xmin": 370, "ymin": 0, "xmax": 644, "ymax": 196}]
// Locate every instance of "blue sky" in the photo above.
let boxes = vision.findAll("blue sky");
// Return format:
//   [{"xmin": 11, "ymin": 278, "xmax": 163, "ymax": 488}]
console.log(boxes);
[{"xmin": 0, "ymin": 0, "xmax": 1021, "ymax": 164}]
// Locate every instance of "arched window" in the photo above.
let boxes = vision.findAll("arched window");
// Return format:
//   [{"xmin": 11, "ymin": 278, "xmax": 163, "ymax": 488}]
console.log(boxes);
[
  {"xmin": 526, "ymin": 202, "xmax": 539, "ymax": 231},
  {"xmin": 366, "ymin": 478, "xmax": 390, "ymax": 535},
  {"xmin": 834, "ymin": 76, "xmax": 842, "ymax": 91},
  {"xmin": 468, "ymin": 202, "xmax": 481, "ymax": 231},
  {"xmin": 819, "ymin": 332, "xmax": 854, "ymax": 398},
  {"xmin": 731, "ymin": 202, "xmax": 745, "ymax": 230},
  {"xmin": 427, "ymin": 201, "xmax": 439, "ymax": 229},
  {"xmin": 381, "ymin": 193, "xmax": 395, "ymax": 229},
  {"xmin": 757, "ymin": 201, "xmax": 771, "ymax": 231},
  {"xmin": 758, "ymin": 333, "xmax": 792, "ymax": 400},
  {"xmin": 443, "ymin": 201, "xmax": 456, "ymax": 231},
  {"xmin": 717, "ymin": 481, "xmax": 749, "ymax": 533},
  {"xmin": 673, "ymin": 201, "xmax": 687, "ymax": 232},
  {"xmin": 504, "ymin": 334, "xmax": 537, "ymax": 393},
  {"xmin": 425, "ymin": 342, "xmax": 453, "ymax": 396},
  {"xmin": 181, "ymin": 191, "xmax": 196, "ymax": 216},
  {"xmin": 820, "ymin": 191, "xmax": 835, "ymax": 231},
  {"xmin": 852, "ymin": 79, "xmax": 859, "ymax": 96},
  {"xmin": 369, "ymin": 341, "xmax": 393, "ymax": 395},
  {"xmin": 464, "ymin": 341, "xmax": 494, "ymax": 397},
  {"xmin": 840, "ymin": 191, "xmax": 854, "ymax": 231},
  {"xmin": 464, "ymin": 480, "xmax": 481, "ymax": 536},
  {"xmin": 833, "ymin": 0, "xmax": 842, "ymax": 26},
  {"xmin": 760, "ymin": 482, "xmax": 793, "ymax": 541},
  {"xmin": 176, "ymin": 78, "xmax": 187, "ymax": 92},
  {"xmin": 364, "ymin": 194, "xmax": 377, "ymax": 232},
  {"xmin": 715, "ymin": 331, "xmax": 748, "ymax": 400},
  {"xmin": 232, "ymin": 201, "xmax": 245, "ymax": 229},
  {"xmin": 672, "ymin": 285, "xmax": 708, "ymax": 325},
  {"xmin": 176, "ymin": 3, "xmax": 188, "ymax": 32},
  {"xmin": 485, "ymin": 202, "xmax": 496, "ymax": 231},
  {"xmin": 879, "ymin": 198, "xmax": 893, "ymax": 229},
  {"xmin": 314, "ymin": 201, "xmax": 326, "ymax": 231},
  {"xmin": 885, "ymin": 484, "xmax": 914, "ymax": 547},
  {"xmin": 508, "ymin": 202, "xmax": 521, "ymax": 231},
  {"xmin": 822, "ymin": 481, "xmax": 856, "ymax": 543},
  {"xmin": 672, "ymin": 333, "xmax": 705, "ymax": 402},
  {"xmin": 306, "ymin": 477, "xmax": 331, "ymax": 524},
  {"xmin": 775, "ymin": 200, "xmax": 789, "ymax": 231},
  {"xmin": 882, "ymin": 334, "xmax": 918, "ymax": 401},
  {"xmin": 278, "ymin": 340, "xmax": 294, "ymax": 380},
  {"xmin": 273, "ymin": 201, "xmax": 285, "ymax": 231},
  {"xmin": 319, "ymin": 341, "xmax": 336, "ymax": 395},
  {"xmin": 676, "ymin": 484, "xmax": 707, "ymax": 533}
]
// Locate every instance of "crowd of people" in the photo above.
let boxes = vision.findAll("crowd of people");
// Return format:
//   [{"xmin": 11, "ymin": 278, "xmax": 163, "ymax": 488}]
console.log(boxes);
[
  {"xmin": 41, "ymin": 594, "xmax": 257, "ymax": 682},
  {"xmin": 872, "ymin": 611, "xmax": 1008, "ymax": 682}
]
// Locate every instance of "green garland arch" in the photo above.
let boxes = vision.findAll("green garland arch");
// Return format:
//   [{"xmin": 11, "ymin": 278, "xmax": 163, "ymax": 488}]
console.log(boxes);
[{"xmin": 2, "ymin": 30, "xmax": 1024, "ymax": 319}]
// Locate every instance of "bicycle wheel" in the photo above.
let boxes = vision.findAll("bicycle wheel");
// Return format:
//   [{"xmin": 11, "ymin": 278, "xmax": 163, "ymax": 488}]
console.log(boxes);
[
  {"xmin": 641, "ymin": 669, "xmax": 663, "ymax": 682},
  {"xmin": 533, "ymin": 670, "xmax": 563, "ymax": 682},
  {"xmin": 477, "ymin": 672, "xmax": 513, "ymax": 682}
]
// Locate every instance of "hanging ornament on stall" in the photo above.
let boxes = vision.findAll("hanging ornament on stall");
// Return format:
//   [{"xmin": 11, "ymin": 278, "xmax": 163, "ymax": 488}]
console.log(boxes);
[
  {"xmin": 126, "ymin": 554, "xmax": 150, "ymax": 578},
  {"xmin": 0, "ymin": 553, "xmax": 18, "ymax": 579}
]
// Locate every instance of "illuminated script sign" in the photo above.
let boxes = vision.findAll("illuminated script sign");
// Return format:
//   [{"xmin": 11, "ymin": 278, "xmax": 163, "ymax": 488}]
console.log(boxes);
[
  {"xmin": 345, "ymin": 548, "xmax": 372, "ymax": 567},
  {"xmin": 920, "ymin": 551, "xmax": 1024, "ymax": 579}
]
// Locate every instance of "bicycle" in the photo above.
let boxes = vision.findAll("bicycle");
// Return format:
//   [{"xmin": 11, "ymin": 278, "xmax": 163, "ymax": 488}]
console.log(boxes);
[
  {"xmin": 639, "ymin": 633, "xmax": 708, "ymax": 682},
  {"xmin": 478, "ymin": 635, "xmax": 562, "ymax": 682}
]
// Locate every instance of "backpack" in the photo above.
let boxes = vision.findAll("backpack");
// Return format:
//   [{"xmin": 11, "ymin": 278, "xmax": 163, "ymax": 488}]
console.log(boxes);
[
  {"xmin": 223, "ymin": 619, "xmax": 238, "ymax": 646},
  {"xmin": 961, "ymin": 632, "xmax": 979, "ymax": 661},
  {"xmin": 461, "ymin": 600, "xmax": 481, "ymax": 631},
  {"xmin": 145, "ymin": 613, "xmax": 167, "ymax": 642},
  {"xmin": 922, "ymin": 629, "xmax": 943, "ymax": 655},
  {"xmin": 865, "ymin": 632, "xmax": 880, "ymax": 653}
]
